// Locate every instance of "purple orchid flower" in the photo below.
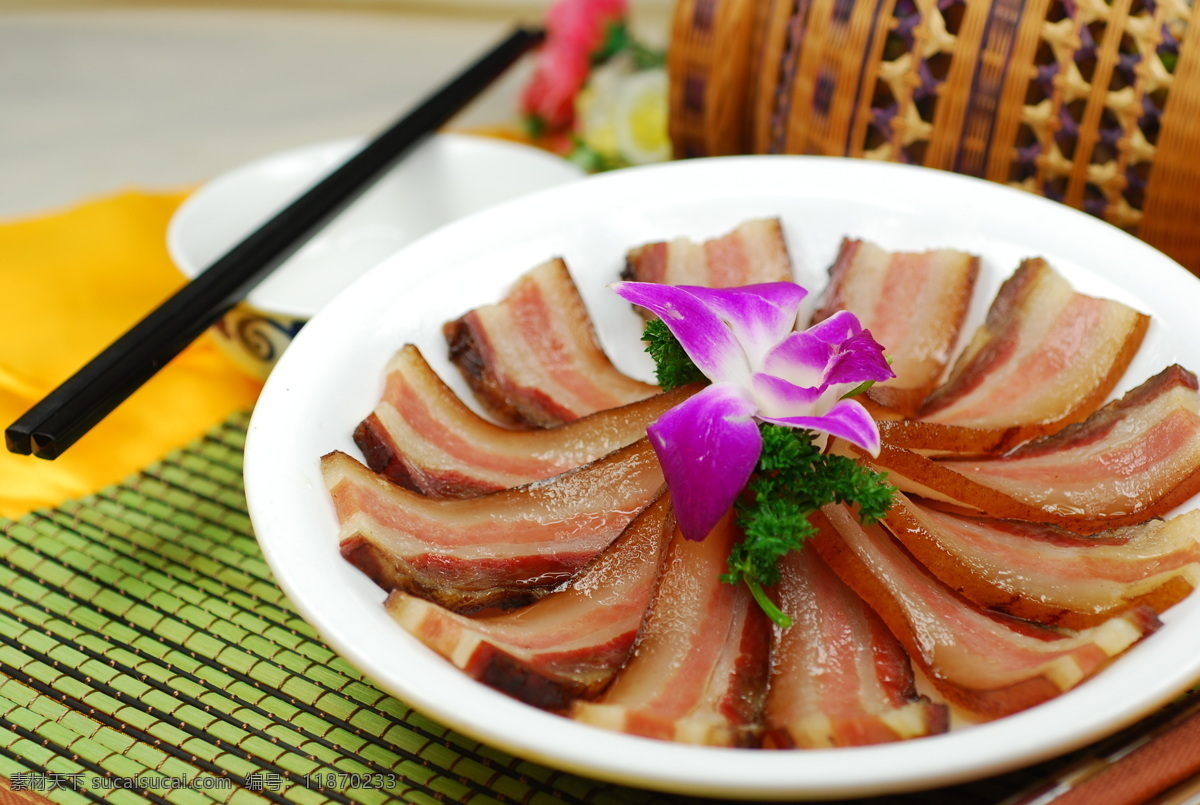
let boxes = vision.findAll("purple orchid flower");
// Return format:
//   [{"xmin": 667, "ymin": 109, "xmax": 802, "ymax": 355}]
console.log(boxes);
[{"xmin": 613, "ymin": 281, "xmax": 895, "ymax": 542}]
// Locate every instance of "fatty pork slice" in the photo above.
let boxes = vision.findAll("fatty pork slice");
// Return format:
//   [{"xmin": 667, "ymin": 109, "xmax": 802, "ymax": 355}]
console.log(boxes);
[
  {"xmin": 883, "ymin": 492, "xmax": 1200, "ymax": 629},
  {"xmin": 838, "ymin": 365, "xmax": 1200, "ymax": 535},
  {"xmin": 354, "ymin": 343, "xmax": 696, "ymax": 497},
  {"xmin": 321, "ymin": 438, "xmax": 664, "ymax": 613},
  {"xmin": 570, "ymin": 511, "xmax": 771, "ymax": 746},
  {"xmin": 384, "ymin": 491, "xmax": 673, "ymax": 711},
  {"xmin": 762, "ymin": 547, "xmax": 949, "ymax": 748},
  {"xmin": 814, "ymin": 504, "xmax": 1160, "ymax": 719},
  {"xmin": 909, "ymin": 258, "xmax": 1148, "ymax": 451},
  {"xmin": 810, "ymin": 238, "xmax": 979, "ymax": 417},
  {"xmin": 621, "ymin": 218, "xmax": 793, "ymax": 294},
  {"xmin": 443, "ymin": 257, "xmax": 659, "ymax": 429}
]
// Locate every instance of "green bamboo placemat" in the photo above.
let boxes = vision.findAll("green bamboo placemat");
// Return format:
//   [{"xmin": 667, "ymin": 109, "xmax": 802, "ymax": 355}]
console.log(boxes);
[{"xmin": 0, "ymin": 411, "xmax": 1157, "ymax": 805}]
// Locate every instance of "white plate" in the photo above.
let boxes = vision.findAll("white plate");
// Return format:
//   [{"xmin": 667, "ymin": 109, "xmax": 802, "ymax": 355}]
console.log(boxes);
[{"xmin": 243, "ymin": 156, "xmax": 1200, "ymax": 800}]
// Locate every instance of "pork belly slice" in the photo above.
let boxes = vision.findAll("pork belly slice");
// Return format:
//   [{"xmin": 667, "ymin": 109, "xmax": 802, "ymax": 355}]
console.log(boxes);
[
  {"xmin": 444, "ymin": 257, "xmax": 659, "ymax": 429},
  {"xmin": 621, "ymin": 218, "xmax": 794, "ymax": 294},
  {"xmin": 570, "ymin": 511, "xmax": 771, "ymax": 746},
  {"xmin": 384, "ymin": 492, "xmax": 673, "ymax": 711},
  {"xmin": 814, "ymin": 504, "xmax": 1161, "ymax": 719},
  {"xmin": 354, "ymin": 343, "xmax": 695, "ymax": 496},
  {"xmin": 939, "ymin": 364, "xmax": 1200, "ymax": 523},
  {"xmin": 873, "ymin": 418, "xmax": 1027, "ymax": 458},
  {"xmin": 322, "ymin": 438, "xmax": 665, "ymax": 612},
  {"xmin": 884, "ymin": 493, "xmax": 1200, "ymax": 629},
  {"xmin": 810, "ymin": 238, "xmax": 979, "ymax": 417},
  {"xmin": 916, "ymin": 258, "xmax": 1149, "ymax": 439},
  {"xmin": 838, "ymin": 366, "xmax": 1200, "ymax": 534},
  {"xmin": 762, "ymin": 547, "xmax": 949, "ymax": 749}
]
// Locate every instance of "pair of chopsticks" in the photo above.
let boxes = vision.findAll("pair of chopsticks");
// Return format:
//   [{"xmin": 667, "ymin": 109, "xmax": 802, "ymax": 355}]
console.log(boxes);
[{"xmin": 6, "ymin": 25, "xmax": 545, "ymax": 460}]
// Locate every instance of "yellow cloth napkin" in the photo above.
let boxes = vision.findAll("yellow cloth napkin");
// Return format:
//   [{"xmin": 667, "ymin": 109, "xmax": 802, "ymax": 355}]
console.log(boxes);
[{"xmin": 0, "ymin": 191, "xmax": 263, "ymax": 519}]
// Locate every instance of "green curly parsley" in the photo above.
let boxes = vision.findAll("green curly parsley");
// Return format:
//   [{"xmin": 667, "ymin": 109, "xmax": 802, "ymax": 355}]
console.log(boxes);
[
  {"xmin": 643, "ymin": 317, "xmax": 707, "ymax": 390},
  {"xmin": 725, "ymin": 425, "xmax": 892, "ymax": 627},
  {"xmin": 643, "ymin": 319, "xmax": 894, "ymax": 628}
]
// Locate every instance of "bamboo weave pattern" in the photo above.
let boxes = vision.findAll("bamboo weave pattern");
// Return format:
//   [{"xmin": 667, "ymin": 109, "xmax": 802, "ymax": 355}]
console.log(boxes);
[{"xmin": 669, "ymin": 0, "xmax": 1200, "ymax": 274}]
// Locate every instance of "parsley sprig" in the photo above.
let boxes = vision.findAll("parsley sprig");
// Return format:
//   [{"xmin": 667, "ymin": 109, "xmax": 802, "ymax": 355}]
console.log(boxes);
[
  {"xmin": 644, "ymin": 318, "xmax": 706, "ymax": 390},
  {"xmin": 643, "ymin": 318, "xmax": 894, "ymax": 628},
  {"xmin": 725, "ymin": 425, "xmax": 892, "ymax": 627}
]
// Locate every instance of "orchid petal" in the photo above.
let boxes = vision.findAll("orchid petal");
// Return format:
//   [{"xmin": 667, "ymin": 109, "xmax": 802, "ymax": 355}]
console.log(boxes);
[
  {"xmin": 748, "ymin": 372, "xmax": 824, "ymax": 419},
  {"xmin": 680, "ymin": 283, "xmax": 807, "ymax": 367},
  {"xmin": 825, "ymin": 328, "xmax": 895, "ymax": 387},
  {"xmin": 761, "ymin": 331, "xmax": 835, "ymax": 388},
  {"xmin": 646, "ymin": 382, "xmax": 761, "ymax": 541},
  {"xmin": 807, "ymin": 310, "xmax": 867, "ymax": 344},
  {"xmin": 761, "ymin": 398, "xmax": 882, "ymax": 456},
  {"xmin": 612, "ymin": 282, "xmax": 749, "ymax": 383},
  {"xmin": 764, "ymin": 311, "xmax": 895, "ymax": 389}
]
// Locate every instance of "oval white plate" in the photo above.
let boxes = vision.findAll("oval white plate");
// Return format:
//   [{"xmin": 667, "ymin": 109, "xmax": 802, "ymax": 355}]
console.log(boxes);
[
  {"xmin": 167, "ymin": 132, "xmax": 585, "ymax": 318},
  {"xmin": 244, "ymin": 156, "xmax": 1200, "ymax": 800}
]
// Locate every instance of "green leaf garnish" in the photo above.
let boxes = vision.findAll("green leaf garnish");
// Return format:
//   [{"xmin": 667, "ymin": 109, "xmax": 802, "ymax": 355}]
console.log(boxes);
[
  {"xmin": 643, "ymin": 318, "xmax": 706, "ymax": 390},
  {"xmin": 724, "ymin": 425, "xmax": 893, "ymax": 627}
]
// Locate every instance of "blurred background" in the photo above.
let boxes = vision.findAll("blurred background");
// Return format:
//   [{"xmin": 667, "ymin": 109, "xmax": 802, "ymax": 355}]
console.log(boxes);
[{"xmin": 0, "ymin": 1, "xmax": 671, "ymax": 219}]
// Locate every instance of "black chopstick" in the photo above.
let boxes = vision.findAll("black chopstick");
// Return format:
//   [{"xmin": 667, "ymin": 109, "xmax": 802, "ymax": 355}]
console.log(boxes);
[{"xmin": 7, "ymin": 25, "xmax": 545, "ymax": 460}]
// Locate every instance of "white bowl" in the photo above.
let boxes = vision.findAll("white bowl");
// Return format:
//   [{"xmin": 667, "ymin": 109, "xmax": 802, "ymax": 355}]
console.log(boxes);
[{"xmin": 167, "ymin": 132, "xmax": 584, "ymax": 378}]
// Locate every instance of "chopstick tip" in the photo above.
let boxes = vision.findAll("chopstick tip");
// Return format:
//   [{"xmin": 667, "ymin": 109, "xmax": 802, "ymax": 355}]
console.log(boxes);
[
  {"xmin": 29, "ymin": 433, "xmax": 62, "ymax": 461},
  {"xmin": 5, "ymin": 425, "xmax": 32, "ymax": 456}
]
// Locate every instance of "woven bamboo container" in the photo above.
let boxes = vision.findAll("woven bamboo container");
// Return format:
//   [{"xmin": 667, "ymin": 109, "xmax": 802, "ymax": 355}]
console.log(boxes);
[
  {"xmin": 668, "ymin": 0, "xmax": 1200, "ymax": 275},
  {"xmin": 669, "ymin": 0, "xmax": 761, "ymax": 156}
]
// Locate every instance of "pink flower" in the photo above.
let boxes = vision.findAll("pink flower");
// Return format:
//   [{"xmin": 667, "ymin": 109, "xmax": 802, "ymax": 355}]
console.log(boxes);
[
  {"xmin": 521, "ymin": 0, "xmax": 629, "ymax": 130},
  {"xmin": 611, "ymin": 281, "xmax": 894, "ymax": 542},
  {"xmin": 547, "ymin": 0, "xmax": 627, "ymax": 54}
]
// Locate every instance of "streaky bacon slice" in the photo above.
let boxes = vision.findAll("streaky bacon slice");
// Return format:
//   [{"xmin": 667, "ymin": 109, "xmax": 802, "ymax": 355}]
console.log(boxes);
[
  {"xmin": 873, "ymin": 417, "xmax": 1026, "ymax": 458},
  {"xmin": 883, "ymin": 493, "xmax": 1200, "ymax": 629},
  {"xmin": 322, "ymin": 438, "xmax": 665, "ymax": 612},
  {"xmin": 443, "ymin": 257, "xmax": 658, "ymax": 429},
  {"xmin": 384, "ymin": 492, "xmax": 673, "ymax": 711},
  {"xmin": 621, "ymin": 218, "xmax": 793, "ymax": 294},
  {"xmin": 570, "ymin": 511, "xmax": 771, "ymax": 746},
  {"xmin": 912, "ymin": 258, "xmax": 1149, "ymax": 445},
  {"xmin": 354, "ymin": 343, "xmax": 695, "ymax": 496},
  {"xmin": 813, "ymin": 504, "xmax": 1161, "ymax": 718},
  {"xmin": 810, "ymin": 238, "xmax": 979, "ymax": 417},
  {"xmin": 762, "ymin": 547, "xmax": 949, "ymax": 748},
  {"xmin": 837, "ymin": 365, "xmax": 1200, "ymax": 534}
]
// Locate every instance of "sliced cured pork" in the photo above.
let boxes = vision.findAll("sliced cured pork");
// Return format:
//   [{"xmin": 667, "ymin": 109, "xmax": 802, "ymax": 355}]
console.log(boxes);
[
  {"xmin": 810, "ymin": 238, "xmax": 979, "ymax": 417},
  {"xmin": 872, "ymin": 417, "xmax": 1025, "ymax": 458},
  {"xmin": 916, "ymin": 258, "xmax": 1149, "ymax": 437},
  {"xmin": 621, "ymin": 218, "xmax": 793, "ymax": 293},
  {"xmin": 354, "ymin": 343, "xmax": 696, "ymax": 496},
  {"xmin": 322, "ymin": 438, "xmax": 665, "ymax": 612},
  {"xmin": 940, "ymin": 364, "xmax": 1200, "ymax": 522},
  {"xmin": 883, "ymin": 493, "xmax": 1200, "ymax": 629},
  {"xmin": 385, "ymin": 492, "xmax": 673, "ymax": 711},
  {"xmin": 444, "ymin": 257, "xmax": 658, "ymax": 428},
  {"xmin": 814, "ymin": 504, "xmax": 1160, "ymax": 718},
  {"xmin": 570, "ymin": 511, "xmax": 771, "ymax": 746},
  {"xmin": 838, "ymin": 366, "xmax": 1200, "ymax": 534},
  {"xmin": 880, "ymin": 259, "xmax": 1150, "ymax": 455},
  {"xmin": 762, "ymin": 547, "xmax": 949, "ymax": 748}
]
